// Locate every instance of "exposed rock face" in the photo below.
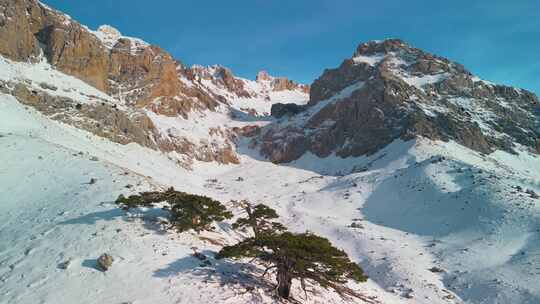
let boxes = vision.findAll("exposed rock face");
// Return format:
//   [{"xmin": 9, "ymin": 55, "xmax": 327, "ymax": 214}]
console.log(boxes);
[
  {"xmin": 189, "ymin": 65, "xmax": 253, "ymax": 98},
  {"xmin": 0, "ymin": 0, "xmax": 110, "ymax": 90},
  {"xmin": 109, "ymin": 42, "xmax": 218, "ymax": 118},
  {"xmin": 0, "ymin": 0, "xmax": 222, "ymax": 115},
  {"xmin": 260, "ymin": 39, "xmax": 540, "ymax": 163},
  {"xmin": 97, "ymin": 253, "xmax": 114, "ymax": 271},
  {"xmin": 38, "ymin": 24, "xmax": 110, "ymax": 91},
  {"xmin": 0, "ymin": 0, "xmax": 237, "ymax": 165},
  {"xmin": 1, "ymin": 80, "xmax": 159, "ymax": 149},
  {"xmin": 0, "ymin": 0, "xmax": 47, "ymax": 61},
  {"xmin": 271, "ymin": 103, "xmax": 306, "ymax": 118},
  {"xmin": 186, "ymin": 66, "xmax": 310, "ymax": 117}
]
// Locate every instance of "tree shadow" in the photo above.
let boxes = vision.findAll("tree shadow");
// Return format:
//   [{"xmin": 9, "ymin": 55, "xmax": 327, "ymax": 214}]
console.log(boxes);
[
  {"xmin": 235, "ymin": 135, "xmax": 418, "ymax": 176},
  {"xmin": 60, "ymin": 204, "xmax": 170, "ymax": 235},
  {"xmin": 60, "ymin": 208, "xmax": 124, "ymax": 225},
  {"xmin": 81, "ymin": 259, "xmax": 103, "ymax": 272},
  {"xmin": 362, "ymin": 157, "xmax": 508, "ymax": 237},
  {"xmin": 154, "ymin": 250, "xmax": 275, "ymax": 291}
]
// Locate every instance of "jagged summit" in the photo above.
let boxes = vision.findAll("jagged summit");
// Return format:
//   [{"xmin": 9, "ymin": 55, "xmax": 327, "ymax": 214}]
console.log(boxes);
[
  {"xmin": 256, "ymin": 70, "xmax": 273, "ymax": 82},
  {"xmin": 0, "ymin": 0, "xmax": 309, "ymax": 167},
  {"xmin": 354, "ymin": 39, "xmax": 417, "ymax": 56},
  {"xmin": 1, "ymin": 0, "xmax": 537, "ymax": 167},
  {"xmin": 259, "ymin": 39, "xmax": 540, "ymax": 163}
]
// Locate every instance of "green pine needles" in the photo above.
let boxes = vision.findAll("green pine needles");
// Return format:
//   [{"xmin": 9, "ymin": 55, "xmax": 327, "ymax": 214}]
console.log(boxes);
[
  {"xmin": 218, "ymin": 201, "xmax": 371, "ymax": 301},
  {"xmin": 115, "ymin": 187, "xmax": 232, "ymax": 233}
]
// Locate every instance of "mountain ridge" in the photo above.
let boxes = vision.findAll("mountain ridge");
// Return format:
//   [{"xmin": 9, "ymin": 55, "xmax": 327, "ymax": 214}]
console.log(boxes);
[
  {"xmin": 0, "ymin": 0, "xmax": 309, "ymax": 167},
  {"xmin": 3, "ymin": 1, "xmax": 538, "ymax": 168},
  {"xmin": 258, "ymin": 38, "xmax": 540, "ymax": 163}
]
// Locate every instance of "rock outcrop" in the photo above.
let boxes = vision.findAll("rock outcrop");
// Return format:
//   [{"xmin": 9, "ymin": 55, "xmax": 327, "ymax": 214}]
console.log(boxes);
[
  {"xmin": 270, "ymin": 103, "xmax": 306, "ymax": 118},
  {"xmin": 0, "ymin": 0, "xmax": 237, "ymax": 165},
  {"xmin": 189, "ymin": 65, "xmax": 253, "ymax": 98},
  {"xmin": 97, "ymin": 253, "xmax": 114, "ymax": 271},
  {"xmin": 260, "ymin": 39, "xmax": 540, "ymax": 163},
  {"xmin": 186, "ymin": 66, "xmax": 310, "ymax": 117},
  {"xmin": 0, "ymin": 0, "xmax": 218, "ymax": 116},
  {"xmin": 256, "ymin": 70, "xmax": 310, "ymax": 94}
]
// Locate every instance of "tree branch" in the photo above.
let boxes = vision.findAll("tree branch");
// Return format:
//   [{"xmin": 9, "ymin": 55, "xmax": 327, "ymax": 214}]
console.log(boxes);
[{"xmin": 261, "ymin": 265, "xmax": 277, "ymax": 277}]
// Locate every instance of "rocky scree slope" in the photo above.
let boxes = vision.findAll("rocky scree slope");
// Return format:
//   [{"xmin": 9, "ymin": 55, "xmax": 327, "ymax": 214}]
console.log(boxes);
[
  {"xmin": 0, "ymin": 0, "xmax": 308, "ymax": 166},
  {"xmin": 259, "ymin": 39, "xmax": 540, "ymax": 163}
]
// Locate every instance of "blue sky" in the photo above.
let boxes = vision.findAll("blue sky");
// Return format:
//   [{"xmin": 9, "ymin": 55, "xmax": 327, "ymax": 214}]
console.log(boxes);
[{"xmin": 42, "ymin": 0, "xmax": 540, "ymax": 94}]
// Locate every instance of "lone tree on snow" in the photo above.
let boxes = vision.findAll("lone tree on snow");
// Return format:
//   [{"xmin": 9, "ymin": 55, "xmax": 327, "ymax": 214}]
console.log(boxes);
[
  {"xmin": 231, "ymin": 200, "xmax": 286, "ymax": 237},
  {"xmin": 217, "ymin": 203, "xmax": 372, "ymax": 302},
  {"xmin": 115, "ymin": 187, "xmax": 232, "ymax": 232}
]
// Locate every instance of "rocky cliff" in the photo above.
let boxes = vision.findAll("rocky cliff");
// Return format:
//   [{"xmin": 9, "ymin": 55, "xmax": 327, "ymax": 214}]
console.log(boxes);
[
  {"xmin": 259, "ymin": 39, "xmax": 540, "ymax": 163},
  {"xmin": 5, "ymin": 1, "xmax": 533, "ymax": 168},
  {"xmin": 0, "ymin": 0, "xmax": 308, "ymax": 167}
]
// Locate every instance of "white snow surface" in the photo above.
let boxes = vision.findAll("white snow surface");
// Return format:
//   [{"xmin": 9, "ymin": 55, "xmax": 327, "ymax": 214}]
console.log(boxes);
[
  {"xmin": 352, "ymin": 54, "xmax": 386, "ymax": 66},
  {"xmin": 3, "ymin": 88, "xmax": 540, "ymax": 304},
  {"xmin": 0, "ymin": 56, "xmax": 117, "ymax": 106}
]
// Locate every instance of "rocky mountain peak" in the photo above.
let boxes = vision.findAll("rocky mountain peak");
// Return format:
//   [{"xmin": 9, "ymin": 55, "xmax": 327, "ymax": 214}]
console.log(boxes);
[
  {"xmin": 354, "ymin": 38, "xmax": 410, "ymax": 56},
  {"xmin": 256, "ymin": 70, "xmax": 273, "ymax": 82},
  {"xmin": 259, "ymin": 39, "xmax": 540, "ymax": 163}
]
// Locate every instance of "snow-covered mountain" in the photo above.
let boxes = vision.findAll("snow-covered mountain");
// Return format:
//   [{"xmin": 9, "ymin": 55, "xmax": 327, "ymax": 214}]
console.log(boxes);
[
  {"xmin": 0, "ymin": 0, "xmax": 309, "ymax": 167},
  {"xmin": 258, "ymin": 39, "xmax": 540, "ymax": 163},
  {"xmin": 1, "ymin": 1, "xmax": 540, "ymax": 304}
]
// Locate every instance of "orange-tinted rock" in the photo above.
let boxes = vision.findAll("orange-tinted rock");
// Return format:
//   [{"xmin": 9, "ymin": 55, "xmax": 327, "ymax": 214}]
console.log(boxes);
[
  {"xmin": 38, "ymin": 24, "xmax": 110, "ymax": 91},
  {"xmin": 0, "ymin": 0, "xmax": 43, "ymax": 61}
]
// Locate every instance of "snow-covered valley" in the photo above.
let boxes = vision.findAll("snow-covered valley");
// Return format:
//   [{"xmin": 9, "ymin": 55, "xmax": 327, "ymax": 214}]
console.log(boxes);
[
  {"xmin": 1, "ymin": 1, "xmax": 540, "ymax": 303},
  {"xmin": 2, "ymin": 92, "xmax": 540, "ymax": 303}
]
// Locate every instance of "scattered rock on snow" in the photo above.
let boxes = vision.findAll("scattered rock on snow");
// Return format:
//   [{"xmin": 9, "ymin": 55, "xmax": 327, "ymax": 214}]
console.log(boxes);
[
  {"xmin": 97, "ymin": 253, "xmax": 114, "ymax": 271},
  {"xmin": 428, "ymin": 266, "xmax": 445, "ymax": 273},
  {"xmin": 39, "ymin": 82, "xmax": 58, "ymax": 91},
  {"xmin": 404, "ymin": 289, "xmax": 414, "ymax": 299},
  {"xmin": 526, "ymin": 189, "xmax": 539, "ymax": 199},
  {"xmin": 350, "ymin": 222, "xmax": 364, "ymax": 229},
  {"xmin": 58, "ymin": 259, "xmax": 72, "ymax": 270},
  {"xmin": 191, "ymin": 247, "xmax": 207, "ymax": 261}
]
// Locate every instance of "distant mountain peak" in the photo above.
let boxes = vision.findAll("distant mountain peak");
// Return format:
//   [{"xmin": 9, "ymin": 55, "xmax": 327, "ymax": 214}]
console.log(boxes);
[
  {"xmin": 258, "ymin": 39, "xmax": 540, "ymax": 163},
  {"xmin": 354, "ymin": 38, "xmax": 410, "ymax": 56},
  {"xmin": 256, "ymin": 70, "xmax": 273, "ymax": 82}
]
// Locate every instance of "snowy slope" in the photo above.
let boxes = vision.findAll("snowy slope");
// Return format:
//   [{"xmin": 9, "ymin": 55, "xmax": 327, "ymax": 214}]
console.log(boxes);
[
  {"xmin": 189, "ymin": 65, "xmax": 309, "ymax": 116},
  {"xmin": 3, "ymin": 83, "xmax": 540, "ymax": 304},
  {"xmin": 1, "ymin": 7, "xmax": 539, "ymax": 302}
]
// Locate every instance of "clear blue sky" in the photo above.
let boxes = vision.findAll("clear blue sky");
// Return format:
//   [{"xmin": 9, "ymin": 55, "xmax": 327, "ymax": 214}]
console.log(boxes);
[{"xmin": 42, "ymin": 0, "xmax": 540, "ymax": 94}]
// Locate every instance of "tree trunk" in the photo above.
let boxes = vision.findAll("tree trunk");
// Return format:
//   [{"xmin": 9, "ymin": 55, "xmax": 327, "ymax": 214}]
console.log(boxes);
[{"xmin": 277, "ymin": 262, "xmax": 292, "ymax": 299}]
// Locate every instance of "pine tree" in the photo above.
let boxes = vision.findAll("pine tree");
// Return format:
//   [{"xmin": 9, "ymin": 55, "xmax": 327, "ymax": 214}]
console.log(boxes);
[
  {"xmin": 115, "ymin": 187, "xmax": 232, "ymax": 233},
  {"xmin": 217, "ymin": 203, "xmax": 372, "ymax": 302},
  {"xmin": 231, "ymin": 201, "xmax": 286, "ymax": 237}
]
